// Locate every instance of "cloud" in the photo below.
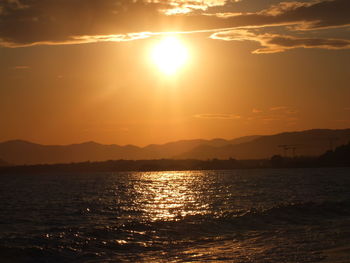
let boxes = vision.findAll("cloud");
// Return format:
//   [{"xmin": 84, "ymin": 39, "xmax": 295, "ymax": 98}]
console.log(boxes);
[
  {"xmin": 11, "ymin": 65, "xmax": 30, "ymax": 69},
  {"xmin": 0, "ymin": 0, "xmax": 349, "ymax": 48},
  {"xmin": 210, "ymin": 29, "xmax": 350, "ymax": 53},
  {"xmin": 196, "ymin": 107, "xmax": 300, "ymax": 123},
  {"xmin": 269, "ymin": 106, "xmax": 299, "ymax": 114},
  {"xmin": 69, "ymin": 32, "xmax": 154, "ymax": 45},
  {"xmin": 157, "ymin": 0, "xmax": 229, "ymax": 15},
  {"xmin": 286, "ymin": 109, "xmax": 299, "ymax": 114},
  {"xmin": 0, "ymin": 0, "xmax": 170, "ymax": 47},
  {"xmin": 269, "ymin": 106, "xmax": 289, "ymax": 111},
  {"xmin": 246, "ymin": 106, "xmax": 300, "ymax": 123},
  {"xmin": 1, "ymin": 32, "xmax": 156, "ymax": 47},
  {"xmin": 252, "ymin": 108, "xmax": 262, "ymax": 113},
  {"xmin": 208, "ymin": 0, "xmax": 350, "ymax": 30},
  {"xmin": 261, "ymin": 1, "xmax": 315, "ymax": 16},
  {"xmin": 261, "ymin": 116, "xmax": 299, "ymax": 122},
  {"xmin": 194, "ymin": 113, "xmax": 242, "ymax": 120}
]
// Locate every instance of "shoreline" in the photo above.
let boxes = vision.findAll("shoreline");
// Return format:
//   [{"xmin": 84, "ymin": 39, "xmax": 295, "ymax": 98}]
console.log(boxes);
[{"xmin": 0, "ymin": 158, "xmax": 349, "ymax": 174}]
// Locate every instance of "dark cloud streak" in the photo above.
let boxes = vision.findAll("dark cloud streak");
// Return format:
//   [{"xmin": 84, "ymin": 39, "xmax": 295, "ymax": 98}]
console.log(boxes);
[
  {"xmin": 211, "ymin": 29, "xmax": 350, "ymax": 53},
  {"xmin": 0, "ymin": 0, "xmax": 349, "ymax": 48},
  {"xmin": 205, "ymin": 0, "xmax": 350, "ymax": 30},
  {"xmin": 0, "ymin": 0, "xmax": 171, "ymax": 46}
]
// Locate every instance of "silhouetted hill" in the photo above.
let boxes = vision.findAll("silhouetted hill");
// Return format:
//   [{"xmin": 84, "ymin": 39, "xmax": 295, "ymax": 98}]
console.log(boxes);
[
  {"xmin": 0, "ymin": 129, "xmax": 349, "ymax": 165},
  {"xmin": 0, "ymin": 136, "xmax": 259, "ymax": 165},
  {"xmin": 1, "ymin": 141, "xmax": 349, "ymax": 174},
  {"xmin": 0, "ymin": 140, "xmax": 143, "ymax": 165},
  {"xmin": 142, "ymin": 137, "xmax": 252, "ymax": 158},
  {"xmin": 177, "ymin": 129, "xmax": 350, "ymax": 160}
]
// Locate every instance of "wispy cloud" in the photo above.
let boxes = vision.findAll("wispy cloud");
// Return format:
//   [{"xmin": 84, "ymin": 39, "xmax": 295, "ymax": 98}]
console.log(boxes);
[
  {"xmin": 2, "ymin": 33, "xmax": 157, "ymax": 47},
  {"xmin": 244, "ymin": 106, "xmax": 300, "ymax": 123},
  {"xmin": 158, "ymin": 0, "xmax": 229, "ymax": 15},
  {"xmin": 11, "ymin": 65, "xmax": 30, "ymax": 69},
  {"xmin": 261, "ymin": 1, "xmax": 315, "ymax": 16},
  {"xmin": 262, "ymin": 117, "xmax": 282, "ymax": 122},
  {"xmin": 194, "ymin": 113, "xmax": 241, "ymax": 120},
  {"xmin": 269, "ymin": 106, "xmax": 299, "ymax": 117},
  {"xmin": 269, "ymin": 106, "xmax": 288, "ymax": 111},
  {"xmin": 210, "ymin": 29, "xmax": 350, "ymax": 53},
  {"xmin": 71, "ymin": 33, "xmax": 154, "ymax": 45},
  {"xmin": 209, "ymin": 0, "xmax": 350, "ymax": 30},
  {"xmin": 252, "ymin": 108, "xmax": 263, "ymax": 113},
  {"xmin": 194, "ymin": 107, "xmax": 300, "ymax": 124}
]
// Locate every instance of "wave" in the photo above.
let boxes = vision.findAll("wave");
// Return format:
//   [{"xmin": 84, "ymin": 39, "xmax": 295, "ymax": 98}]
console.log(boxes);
[
  {"xmin": 116, "ymin": 199, "xmax": 350, "ymax": 239},
  {"xmin": 1, "ymin": 200, "xmax": 349, "ymax": 262}
]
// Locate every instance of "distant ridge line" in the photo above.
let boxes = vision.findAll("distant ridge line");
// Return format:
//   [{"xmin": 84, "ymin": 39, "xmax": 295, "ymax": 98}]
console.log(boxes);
[{"xmin": 0, "ymin": 128, "xmax": 349, "ymax": 165}]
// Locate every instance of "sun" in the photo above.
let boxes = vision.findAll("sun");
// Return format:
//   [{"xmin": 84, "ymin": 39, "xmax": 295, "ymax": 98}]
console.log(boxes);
[{"xmin": 151, "ymin": 36, "xmax": 189, "ymax": 76}]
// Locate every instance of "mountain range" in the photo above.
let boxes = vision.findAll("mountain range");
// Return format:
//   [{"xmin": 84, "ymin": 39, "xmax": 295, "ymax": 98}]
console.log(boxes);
[{"xmin": 1, "ymin": 129, "xmax": 350, "ymax": 165}]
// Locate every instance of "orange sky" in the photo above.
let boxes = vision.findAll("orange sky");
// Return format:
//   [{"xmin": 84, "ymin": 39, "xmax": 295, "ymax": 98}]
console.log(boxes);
[{"xmin": 1, "ymin": 0, "xmax": 350, "ymax": 146}]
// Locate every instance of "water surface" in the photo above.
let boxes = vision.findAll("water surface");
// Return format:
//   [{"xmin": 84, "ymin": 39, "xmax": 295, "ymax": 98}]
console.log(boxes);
[{"xmin": 1, "ymin": 168, "xmax": 350, "ymax": 262}]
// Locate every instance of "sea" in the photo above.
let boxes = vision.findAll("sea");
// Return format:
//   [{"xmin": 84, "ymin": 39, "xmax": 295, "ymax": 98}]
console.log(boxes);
[{"xmin": 0, "ymin": 167, "xmax": 349, "ymax": 262}]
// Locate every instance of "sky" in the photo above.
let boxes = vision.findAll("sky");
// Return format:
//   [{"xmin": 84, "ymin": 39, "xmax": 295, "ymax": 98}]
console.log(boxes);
[{"xmin": 0, "ymin": 0, "xmax": 349, "ymax": 146}]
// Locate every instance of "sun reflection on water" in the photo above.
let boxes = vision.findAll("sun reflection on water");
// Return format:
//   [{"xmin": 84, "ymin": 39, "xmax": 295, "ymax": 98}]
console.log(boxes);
[{"xmin": 133, "ymin": 171, "xmax": 208, "ymax": 221}]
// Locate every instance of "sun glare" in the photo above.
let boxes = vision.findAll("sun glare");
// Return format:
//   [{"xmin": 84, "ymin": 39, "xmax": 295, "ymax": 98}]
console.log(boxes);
[{"xmin": 151, "ymin": 36, "xmax": 189, "ymax": 76}]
